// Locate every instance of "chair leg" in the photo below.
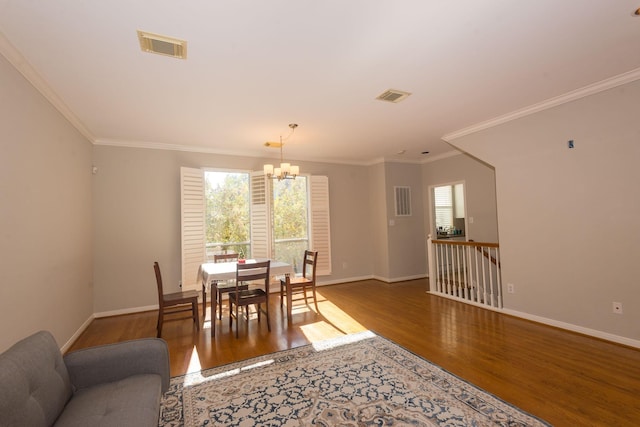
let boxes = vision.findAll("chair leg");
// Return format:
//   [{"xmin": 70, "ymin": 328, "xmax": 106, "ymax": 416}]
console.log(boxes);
[
  {"xmin": 157, "ymin": 309, "xmax": 163, "ymax": 338},
  {"xmin": 280, "ymin": 282, "xmax": 284, "ymax": 308},
  {"xmin": 312, "ymin": 286, "xmax": 319, "ymax": 313},
  {"xmin": 202, "ymin": 283, "xmax": 207, "ymax": 321},
  {"xmin": 265, "ymin": 301, "xmax": 271, "ymax": 332},
  {"xmin": 218, "ymin": 290, "xmax": 223, "ymax": 320},
  {"xmin": 211, "ymin": 300, "xmax": 216, "ymax": 337},
  {"xmin": 193, "ymin": 301, "xmax": 200, "ymax": 331},
  {"xmin": 286, "ymin": 284, "xmax": 293, "ymax": 323},
  {"xmin": 235, "ymin": 302, "xmax": 240, "ymax": 338}
]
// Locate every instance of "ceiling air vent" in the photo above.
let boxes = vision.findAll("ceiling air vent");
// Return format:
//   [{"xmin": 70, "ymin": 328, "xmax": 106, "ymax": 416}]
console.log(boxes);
[
  {"xmin": 137, "ymin": 30, "xmax": 187, "ymax": 59},
  {"xmin": 376, "ymin": 89, "xmax": 411, "ymax": 103}
]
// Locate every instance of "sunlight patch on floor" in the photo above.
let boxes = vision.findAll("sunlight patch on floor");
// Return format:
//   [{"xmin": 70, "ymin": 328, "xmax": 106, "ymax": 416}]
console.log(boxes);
[
  {"xmin": 186, "ymin": 345, "xmax": 202, "ymax": 374},
  {"xmin": 299, "ymin": 321, "xmax": 345, "ymax": 342},
  {"xmin": 296, "ymin": 291, "xmax": 368, "ymax": 344}
]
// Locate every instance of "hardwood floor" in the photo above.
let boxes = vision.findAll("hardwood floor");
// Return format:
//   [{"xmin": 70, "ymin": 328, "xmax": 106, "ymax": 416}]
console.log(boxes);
[{"xmin": 68, "ymin": 279, "xmax": 640, "ymax": 426}]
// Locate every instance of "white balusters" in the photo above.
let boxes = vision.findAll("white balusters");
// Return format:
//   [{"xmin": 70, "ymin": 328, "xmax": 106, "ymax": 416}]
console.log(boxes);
[{"xmin": 428, "ymin": 237, "xmax": 502, "ymax": 310}]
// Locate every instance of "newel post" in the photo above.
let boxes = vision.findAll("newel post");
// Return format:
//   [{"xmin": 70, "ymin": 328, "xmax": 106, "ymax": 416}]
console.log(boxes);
[{"xmin": 426, "ymin": 234, "xmax": 436, "ymax": 292}]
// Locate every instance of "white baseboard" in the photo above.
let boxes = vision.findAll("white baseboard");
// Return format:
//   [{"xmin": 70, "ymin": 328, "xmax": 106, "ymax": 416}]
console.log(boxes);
[
  {"xmin": 501, "ymin": 308, "xmax": 640, "ymax": 349},
  {"xmin": 61, "ymin": 314, "xmax": 95, "ymax": 353},
  {"xmin": 317, "ymin": 275, "xmax": 375, "ymax": 286},
  {"xmin": 94, "ymin": 304, "xmax": 159, "ymax": 319},
  {"xmin": 87, "ymin": 275, "xmax": 403, "ymax": 324},
  {"xmin": 372, "ymin": 274, "xmax": 428, "ymax": 283},
  {"xmin": 75, "ymin": 278, "xmax": 639, "ymax": 351},
  {"xmin": 428, "ymin": 291, "xmax": 640, "ymax": 349}
]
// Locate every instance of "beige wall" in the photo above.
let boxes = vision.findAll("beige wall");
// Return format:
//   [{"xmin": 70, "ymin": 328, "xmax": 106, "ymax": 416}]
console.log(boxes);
[
  {"xmin": 0, "ymin": 55, "xmax": 93, "ymax": 351},
  {"xmin": 451, "ymin": 80, "xmax": 640, "ymax": 341},
  {"xmin": 368, "ymin": 163, "xmax": 390, "ymax": 279},
  {"xmin": 384, "ymin": 163, "xmax": 427, "ymax": 280},
  {"xmin": 92, "ymin": 146, "xmax": 375, "ymax": 313},
  {"xmin": 4, "ymin": 46, "xmax": 638, "ymax": 348}
]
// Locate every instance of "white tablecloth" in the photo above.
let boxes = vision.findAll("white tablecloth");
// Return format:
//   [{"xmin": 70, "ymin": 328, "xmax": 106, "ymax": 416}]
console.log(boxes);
[{"xmin": 197, "ymin": 259, "xmax": 293, "ymax": 290}]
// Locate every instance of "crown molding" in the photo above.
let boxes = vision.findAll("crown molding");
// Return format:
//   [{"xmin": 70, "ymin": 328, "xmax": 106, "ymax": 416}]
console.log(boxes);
[
  {"xmin": 94, "ymin": 138, "xmax": 381, "ymax": 167},
  {"xmin": 94, "ymin": 138, "xmax": 246, "ymax": 157},
  {"xmin": 420, "ymin": 150, "xmax": 462, "ymax": 164},
  {"xmin": 0, "ymin": 31, "xmax": 95, "ymax": 143},
  {"xmin": 442, "ymin": 67, "xmax": 640, "ymax": 142},
  {"xmin": 95, "ymin": 137, "xmax": 463, "ymax": 167}
]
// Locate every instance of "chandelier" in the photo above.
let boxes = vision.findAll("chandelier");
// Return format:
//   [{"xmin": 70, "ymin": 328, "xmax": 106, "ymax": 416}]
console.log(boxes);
[{"xmin": 263, "ymin": 123, "xmax": 300, "ymax": 180}]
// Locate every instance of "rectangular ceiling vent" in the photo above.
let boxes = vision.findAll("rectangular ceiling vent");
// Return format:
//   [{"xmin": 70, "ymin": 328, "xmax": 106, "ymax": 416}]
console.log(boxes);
[
  {"xmin": 137, "ymin": 30, "xmax": 187, "ymax": 59},
  {"xmin": 376, "ymin": 89, "xmax": 411, "ymax": 103}
]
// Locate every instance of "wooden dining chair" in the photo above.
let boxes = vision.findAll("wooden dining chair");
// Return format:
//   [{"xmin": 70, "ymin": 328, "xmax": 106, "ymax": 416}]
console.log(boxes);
[
  {"xmin": 153, "ymin": 262, "xmax": 199, "ymax": 338},
  {"xmin": 228, "ymin": 260, "xmax": 271, "ymax": 338},
  {"xmin": 212, "ymin": 252, "xmax": 249, "ymax": 321},
  {"xmin": 280, "ymin": 250, "xmax": 319, "ymax": 323}
]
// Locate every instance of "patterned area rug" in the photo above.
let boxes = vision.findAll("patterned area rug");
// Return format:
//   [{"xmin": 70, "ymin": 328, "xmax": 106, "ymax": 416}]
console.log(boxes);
[{"xmin": 159, "ymin": 331, "xmax": 550, "ymax": 426}]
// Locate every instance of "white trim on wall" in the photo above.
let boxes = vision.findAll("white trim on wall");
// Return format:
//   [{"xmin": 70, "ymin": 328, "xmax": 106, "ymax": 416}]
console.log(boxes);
[
  {"xmin": 442, "ymin": 67, "xmax": 640, "ymax": 142},
  {"xmin": 501, "ymin": 308, "xmax": 640, "ymax": 350}
]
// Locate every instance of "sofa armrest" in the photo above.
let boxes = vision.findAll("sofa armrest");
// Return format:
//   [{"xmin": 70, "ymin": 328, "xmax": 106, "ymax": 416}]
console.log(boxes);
[{"xmin": 63, "ymin": 338, "xmax": 170, "ymax": 393}]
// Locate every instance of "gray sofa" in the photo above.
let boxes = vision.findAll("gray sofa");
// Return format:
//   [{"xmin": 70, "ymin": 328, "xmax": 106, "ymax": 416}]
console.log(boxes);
[{"xmin": 0, "ymin": 331, "xmax": 170, "ymax": 427}]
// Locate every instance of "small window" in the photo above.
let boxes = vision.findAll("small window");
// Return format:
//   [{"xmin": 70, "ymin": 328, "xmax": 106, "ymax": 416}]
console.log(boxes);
[
  {"xmin": 394, "ymin": 186, "xmax": 411, "ymax": 216},
  {"xmin": 434, "ymin": 186, "xmax": 453, "ymax": 229}
]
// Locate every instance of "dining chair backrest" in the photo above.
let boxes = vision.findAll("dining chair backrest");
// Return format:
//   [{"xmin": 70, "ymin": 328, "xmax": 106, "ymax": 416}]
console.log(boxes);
[
  {"xmin": 214, "ymin": 253, "xmax": 239, "ymax": 263},
  {"xmin": 153, "ymin": 261, "xmax": 200, "ymax": 337},
  {"xmin": 153, "ymin": 262, "xmax": 164, "ymax": 304},
  {"xmin": 301, "ymin": 250, "xmax": 318, "ymax": 281},
  {"xmin": 236, "ymin": 260, "xmax": 271, "ymax": 291}
]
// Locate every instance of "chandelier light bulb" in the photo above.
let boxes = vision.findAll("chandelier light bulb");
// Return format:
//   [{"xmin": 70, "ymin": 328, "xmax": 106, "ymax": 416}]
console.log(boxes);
[{"xmin": 263, "ymin": 123, "xmax": 300, "ymax": 180}]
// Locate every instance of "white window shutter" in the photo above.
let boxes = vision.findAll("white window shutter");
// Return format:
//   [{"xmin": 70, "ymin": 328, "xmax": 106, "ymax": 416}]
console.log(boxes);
[
  {"xmin": 180, "ymin": 167, "xmax": 205, "ymax": 291},
  {"xmin": 250, "ymin": 172, "xmax": 272, "ymax": 259},
  {"xmin": 310, "ymin": 175, "xmax": 332, "ymax": 275}
]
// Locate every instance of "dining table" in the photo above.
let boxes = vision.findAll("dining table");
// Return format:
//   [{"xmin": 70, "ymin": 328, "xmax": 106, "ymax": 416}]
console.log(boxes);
[{"xmin": 196, "ymin": 258, "xmax": 294, "ymax": 324}]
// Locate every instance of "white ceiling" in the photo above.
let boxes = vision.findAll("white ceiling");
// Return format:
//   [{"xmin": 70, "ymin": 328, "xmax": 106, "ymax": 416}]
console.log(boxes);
[{"xmin": 1, "ymin": 1, "xmax": 639, "ymax": 165}]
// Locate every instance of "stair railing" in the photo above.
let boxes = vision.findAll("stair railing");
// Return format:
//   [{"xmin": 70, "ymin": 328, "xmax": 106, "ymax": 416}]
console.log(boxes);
[{"xmin": 427, "ymin": 235, "xmax": 503, "ymax": 309}]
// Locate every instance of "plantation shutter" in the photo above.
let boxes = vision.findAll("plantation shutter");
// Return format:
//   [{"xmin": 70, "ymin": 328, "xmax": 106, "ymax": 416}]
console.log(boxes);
[
  {"xmin": 250, "ymin": 172, "xmax": 273, "ymax": 259},
  {"xmin": 180, "ymin": 167, "xmax": 206, "ymax": 291},
  {"xmin": 310, "ymin": 175, "xmax": 332, "ymax": 275}
]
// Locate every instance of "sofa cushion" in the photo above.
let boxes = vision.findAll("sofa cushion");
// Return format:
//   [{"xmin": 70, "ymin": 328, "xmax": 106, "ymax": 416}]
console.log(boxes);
[
  {"xmin": 0, "ymin": 331, "xmax": 72, "ymax": 427},
  {"xmin": 53, "ymin": 374, "xmax": 162, "ymax": 427}
]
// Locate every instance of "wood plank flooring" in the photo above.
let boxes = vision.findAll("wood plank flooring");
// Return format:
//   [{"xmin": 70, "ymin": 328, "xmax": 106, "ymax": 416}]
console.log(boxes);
[{"xmin": 68, "ymin": 279, "xmax": 640, "ymax": 426}]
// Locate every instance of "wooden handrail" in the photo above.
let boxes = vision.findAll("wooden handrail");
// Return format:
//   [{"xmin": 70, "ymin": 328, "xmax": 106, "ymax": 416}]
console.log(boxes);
[
  {"xmin": 431, "ymin": 238, "xmax": 501, "ymax": 266},
  {"xmin": 431, "ymin": 239, "xmax": 499, "ymax": 248}
]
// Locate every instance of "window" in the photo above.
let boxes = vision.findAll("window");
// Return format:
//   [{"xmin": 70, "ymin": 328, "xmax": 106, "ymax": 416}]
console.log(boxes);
[
  {"xmin": 431, "ymin": 182, "xmax": 466, "ymax": 236},
  {"xmin": 180, "ymin": 168, "xmax": 331, "ymax": 290},
  {"xmin": 434, "ymin": 185, "xmax": 453, "ymax": 229},
  {"xmin": 204, "ymin": 171, "xmax": 250, "ymax": 259},
  {"xmin": 273, "ymin": 177, "xmax": 309, "ymax": 271}
]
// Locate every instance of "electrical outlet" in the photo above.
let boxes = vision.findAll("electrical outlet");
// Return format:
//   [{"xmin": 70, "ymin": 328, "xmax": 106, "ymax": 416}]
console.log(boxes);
[
  {"xmin": 612, "ymin": 302, "xmax": 623, "ymax": 314},
  {"xmin": 507, "ymin": 283, "xmax": 515, "ymax": 294}
]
